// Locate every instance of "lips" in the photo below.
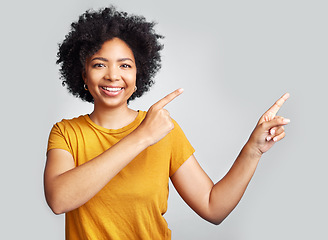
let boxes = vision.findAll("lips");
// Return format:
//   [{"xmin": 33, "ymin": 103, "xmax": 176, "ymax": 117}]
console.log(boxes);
[
  {"xmin": 101, "ymin": 87, "xmax": 124, "ymax": 92},
  {"xmin": 100, "ymin": 86, "xmax": 124, "ymax": 97}
]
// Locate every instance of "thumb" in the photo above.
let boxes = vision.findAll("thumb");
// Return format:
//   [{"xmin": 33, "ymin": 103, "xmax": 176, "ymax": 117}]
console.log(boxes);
[{"xmin": 262, "ymin": 117, "xmax": 290, "ymax": 130}]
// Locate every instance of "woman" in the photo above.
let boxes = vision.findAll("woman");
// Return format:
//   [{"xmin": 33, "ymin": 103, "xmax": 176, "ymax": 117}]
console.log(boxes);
[{"xmin": 44, "ymin": 6, "xmax": 290, "ymax": 239}]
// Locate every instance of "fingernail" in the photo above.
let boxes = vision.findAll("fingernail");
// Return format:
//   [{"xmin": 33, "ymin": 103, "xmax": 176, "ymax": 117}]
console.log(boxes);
[
  {"xmin": 266, "ymin": 136, "xmax": 271, "ymax": 141},
  {"xmin": 273, "ymin": 137, "xmax": 278, "ymax": 142},
  {"xmin": 270, "ymin": 129, "xmax": 275, "ymax": 135},
  {"xmin": 283, "ymin": 118, "xmax": 290, "ymax": 123}
]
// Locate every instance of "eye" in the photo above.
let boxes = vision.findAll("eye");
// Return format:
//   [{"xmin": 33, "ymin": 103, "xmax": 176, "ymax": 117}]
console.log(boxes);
[
  {"xmin": 93, "ymin": 63, "xmax": 106, "ymax": 68},
  {"xmin": 121, "ymin": 64, "xmax": 131, "ymax": 69}
]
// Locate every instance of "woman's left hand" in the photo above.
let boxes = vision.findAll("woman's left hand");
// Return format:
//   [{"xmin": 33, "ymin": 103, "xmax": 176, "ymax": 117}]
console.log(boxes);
[
  {"xmin": 170, "ymin": 93, "xmax": 290, "ymax": 224},
  {"xmin": 247, "ymin": 93, "xmax": 290, "ymax": 155}
]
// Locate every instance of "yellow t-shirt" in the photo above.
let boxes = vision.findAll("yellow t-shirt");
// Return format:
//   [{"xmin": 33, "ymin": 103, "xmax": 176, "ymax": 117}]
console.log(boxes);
[{"xmin": 47, "ymin": 111, "xmax": 195, "ymax": 240}]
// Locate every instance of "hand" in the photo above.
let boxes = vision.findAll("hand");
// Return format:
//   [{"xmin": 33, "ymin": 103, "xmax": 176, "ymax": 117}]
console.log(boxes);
[
  {"xmin": 136, "ymin": 88, "xmax": 184, "ymax": 146},
  {"xmin": 248, "ymin": 93, "xmax": 290, "ymax": 155}
]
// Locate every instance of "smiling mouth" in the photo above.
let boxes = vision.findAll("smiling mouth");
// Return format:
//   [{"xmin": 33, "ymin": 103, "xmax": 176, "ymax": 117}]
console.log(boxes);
[{"xmin": 101, "ymin": 87, "xmax": 124, "ymax": 92}]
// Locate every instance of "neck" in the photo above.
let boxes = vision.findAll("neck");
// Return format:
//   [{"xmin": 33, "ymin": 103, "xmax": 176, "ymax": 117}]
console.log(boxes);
[{"xmin": 89, "ymin": 103, "xmax": 138, "ymax": 130}]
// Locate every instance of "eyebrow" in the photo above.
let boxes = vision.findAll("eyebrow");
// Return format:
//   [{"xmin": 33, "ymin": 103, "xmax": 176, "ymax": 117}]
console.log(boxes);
[
  {"xmin": 91, "ymin": 57, "xmax": 108, "ymax": 62},
  {"xmin": 91, "ymin": 57, "xmax": 134, "ymax": 63}
]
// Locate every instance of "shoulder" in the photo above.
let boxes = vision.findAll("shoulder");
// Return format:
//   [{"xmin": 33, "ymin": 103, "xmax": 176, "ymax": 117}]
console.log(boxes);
[
  {"xmin": 51, "ymin": 115, "xmax": 88, "ymax": 133},
  {"xmin": 48, "ymin": 115, "xmax": 88, "ymax": 153},
  {"xmin": 55, "ymin": 115, "xmax": 87, "ymax": 127},
  {"xmin": 170, "ymin": 118, "xmax": 185, "ymax": 135}
]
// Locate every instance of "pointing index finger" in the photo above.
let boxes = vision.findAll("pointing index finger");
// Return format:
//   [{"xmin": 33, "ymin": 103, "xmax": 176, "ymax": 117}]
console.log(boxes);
[
  {"xmin": 264, "ymin": 93, "xmax": 290, "ymax": 120},
  {"xmin": 154, "ymin": 88, "xmax": 184, "ymax": 109}
]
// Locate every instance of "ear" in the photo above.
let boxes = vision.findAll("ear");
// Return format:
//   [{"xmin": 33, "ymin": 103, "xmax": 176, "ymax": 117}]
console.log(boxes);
[{"xmin": 82, "ymin": 70, "xmax": 87, "ymax": 84}]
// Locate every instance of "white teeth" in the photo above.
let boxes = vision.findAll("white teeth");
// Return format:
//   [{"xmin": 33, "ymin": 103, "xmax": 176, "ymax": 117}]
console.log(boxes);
[{"xmin": 102, "ymin": 87, "xmax": 123, "ymax": 92}]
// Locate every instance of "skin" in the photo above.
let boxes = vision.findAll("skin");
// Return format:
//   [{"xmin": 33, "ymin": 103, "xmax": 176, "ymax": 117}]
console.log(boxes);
[
  {"xmin": 171, "ymin": 93, "xmax": 290, "ymax": 224},
  {"xmin": 83, "ymin": 37, "xmax": 138, "ymax": 129},
  {"xmin": 44, "ymin": 38, "xmax": 290, "ymax": 225}
]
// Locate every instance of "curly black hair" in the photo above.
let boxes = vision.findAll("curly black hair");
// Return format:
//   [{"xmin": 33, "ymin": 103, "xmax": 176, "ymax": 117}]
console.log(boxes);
[{"xmin": 56, "ymin": 6, "xmax": 164, "ymax": 103}]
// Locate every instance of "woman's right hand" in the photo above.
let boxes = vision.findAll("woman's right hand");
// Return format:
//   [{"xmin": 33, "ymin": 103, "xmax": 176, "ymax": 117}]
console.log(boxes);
[
  {"xmin": 136, "ymin": 88, "xmax": 184, "ymax": 146},
  {"xmin": 45, "ymin": 88, "xmax": 184, "ymax": 214}
]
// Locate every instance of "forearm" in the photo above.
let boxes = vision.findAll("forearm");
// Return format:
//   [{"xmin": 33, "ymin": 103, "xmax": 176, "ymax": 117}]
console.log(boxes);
[
  {"xmin": 46, "ymin": 129, "xmax": 150, "ymax": 214},
  {"xmin": 171, "ymin": 94, "xmax": 289, "ymax": 225},
  {"xmin": 208, "ymin": 143, "xmax": 262, "ymax": 224}
]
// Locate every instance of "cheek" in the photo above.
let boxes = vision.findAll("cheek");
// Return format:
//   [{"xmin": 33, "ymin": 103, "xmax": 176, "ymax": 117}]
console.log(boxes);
[
  {"xmin": 126, "ymin": 71, "xmax": 137, "ymax": 85},
  {"xmin": 86, "ymin": 71, "xmax": 103, "ymax": 84}
]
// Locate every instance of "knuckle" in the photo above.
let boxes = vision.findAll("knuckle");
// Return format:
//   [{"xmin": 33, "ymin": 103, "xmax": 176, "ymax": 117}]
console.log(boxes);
[
  {"xmin": 275, "ymin": 102, "xmax": 281, "ymax": 108},
  {"xmin": 153, "ymin": 105, "xmax": 162, "ymax": 112},
  {"xmin": 260, "ymin": 121, "xmax": 268, "ymax": 129},
  {"xmin": 149, "ymin": 104, "xmax": 157, "ymax": 111},
  {"xmin": 162, "ymin": 109, "xmax": 170, "ymax": 116},
  {"xmin": 274, "ymin": 116, "xmax": 283, "ymax": 121}
]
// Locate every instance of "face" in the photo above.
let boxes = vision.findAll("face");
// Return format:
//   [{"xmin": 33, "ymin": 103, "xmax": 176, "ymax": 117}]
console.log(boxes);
[{"xmin": 83, "ymin": 38, "xmax": 137, "ymax": 109}]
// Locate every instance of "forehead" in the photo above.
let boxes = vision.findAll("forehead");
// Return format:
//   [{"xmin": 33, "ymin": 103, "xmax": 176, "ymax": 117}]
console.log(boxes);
[{"xmin": 93, "ymin": 38, "xmax": 135, "ymax": 60}]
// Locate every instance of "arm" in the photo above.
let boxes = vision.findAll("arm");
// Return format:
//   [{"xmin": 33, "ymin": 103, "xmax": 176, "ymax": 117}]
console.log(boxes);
[
  {"xmin": 171, "ymin": 93, "xmax": 290, "ymax": 224},
  {"xmin": 45, "ymin": 130, "xmax": 149, "ymax": 215},
  {"xmin": 44, "ymin": 89, "xmax": 183, "ymax": 214}
]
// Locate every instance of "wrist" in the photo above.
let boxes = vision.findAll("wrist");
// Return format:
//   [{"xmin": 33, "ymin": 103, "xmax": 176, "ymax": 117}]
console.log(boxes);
[
  {"xmin": 130, "ymin": 126, "xmax": 153, "ymax": 149},
  {"xmin": 243, "ymin": 141, "xmax": 263, "ymax": 160}
]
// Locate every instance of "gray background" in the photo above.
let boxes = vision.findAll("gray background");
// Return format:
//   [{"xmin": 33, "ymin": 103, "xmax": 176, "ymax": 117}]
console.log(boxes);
[{"xmin": 1, "ymin": 0, "xmax": 327, "ymax": 239}]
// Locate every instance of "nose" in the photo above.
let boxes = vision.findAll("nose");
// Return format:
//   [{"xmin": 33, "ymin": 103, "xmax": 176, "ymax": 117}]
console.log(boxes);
[{"xmin": 105, "ymin": 65, "xmax": 120, "ymax": 81}]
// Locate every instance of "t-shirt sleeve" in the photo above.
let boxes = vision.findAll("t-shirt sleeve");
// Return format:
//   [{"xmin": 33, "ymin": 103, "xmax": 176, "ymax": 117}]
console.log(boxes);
[
  {"xmin": 47, "ymin": 122, "xmax": 72, "ymax": 154},
  {"xmin": 169, "ymin": 119, "xmax": 195, "ymax": 177}
]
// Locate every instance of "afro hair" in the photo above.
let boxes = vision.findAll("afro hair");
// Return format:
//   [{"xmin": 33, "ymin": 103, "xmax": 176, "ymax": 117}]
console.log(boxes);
[{"xmin": 56, "ymin": 6, "xmax": 164, "ymax": 103}]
